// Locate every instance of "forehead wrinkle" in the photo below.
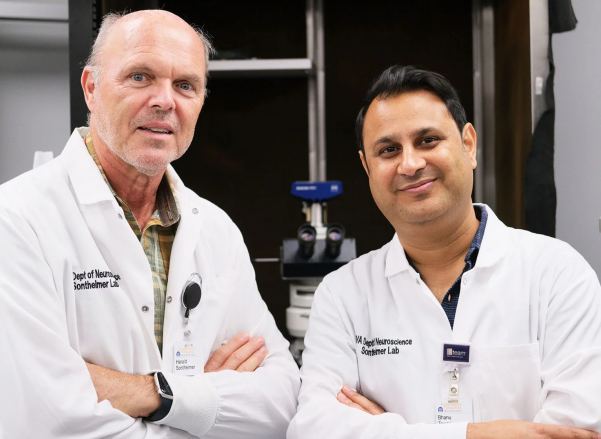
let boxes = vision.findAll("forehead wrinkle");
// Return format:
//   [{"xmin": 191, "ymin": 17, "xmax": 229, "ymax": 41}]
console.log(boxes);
[{"xmin": 117, "ymin": 41, "xmax": 205, "ymax": 81}]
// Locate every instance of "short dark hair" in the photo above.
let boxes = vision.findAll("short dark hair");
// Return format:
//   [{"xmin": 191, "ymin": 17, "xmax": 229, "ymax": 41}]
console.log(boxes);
[{"xmin": 355, "ymin": 65, "xmax": 468, "ymax": 153}]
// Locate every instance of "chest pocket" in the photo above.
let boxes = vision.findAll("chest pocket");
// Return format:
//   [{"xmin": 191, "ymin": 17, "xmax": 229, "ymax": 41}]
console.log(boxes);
[{"xmin": 473, "ymin": 342, "xmax": 541, "ymax": 421}]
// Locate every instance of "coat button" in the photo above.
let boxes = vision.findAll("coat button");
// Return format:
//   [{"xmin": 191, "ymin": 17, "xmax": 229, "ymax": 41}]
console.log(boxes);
[
  {"xmin": 415, "ymin": 278, "xmax": 420, "ymax": 285},
  {"xmin": 118, "ymin": 213, "xmax": 123, "ymax": 219},
  {"xmin": 192, "ymin": 208, "xmax": 199, "ymax": 215},
  {"xmin": 166, "ymin": 296, "xmax": 172, "ymax": 303},
  {"xmin": 463, "ymin": 277, "xmax": 468, "ymax": 285},
  {"xmin": 141, "ymin": 305, "xmax": 149, "ymax": 312}
]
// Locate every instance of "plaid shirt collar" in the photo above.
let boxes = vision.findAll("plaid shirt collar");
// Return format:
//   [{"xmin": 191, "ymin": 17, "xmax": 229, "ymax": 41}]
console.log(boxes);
[{"xmin": 84, "ymin": 132, "xmax": 180, "ymax": 227}]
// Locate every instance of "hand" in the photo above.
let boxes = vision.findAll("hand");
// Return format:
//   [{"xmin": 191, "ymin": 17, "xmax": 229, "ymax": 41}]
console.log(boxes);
[
  {"xmin": 204, "ymin": 332, "xmax": 268, "ymax": 373},
  {"xmin": 336, "ymin": 385, "xmax": 385, "ymax": 415},
  {"xmin": 467, "ymin": 420, "xmax": 601, "ymax": 439},
  {"xmin": 86, "ymin": 363, "xmax": 160, "ymax": 418}
]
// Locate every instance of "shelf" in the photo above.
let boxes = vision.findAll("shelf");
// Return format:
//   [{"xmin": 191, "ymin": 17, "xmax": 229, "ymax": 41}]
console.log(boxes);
[
  {"xmin": 0, "ymin": 1, "xmax": 68, "ymax": 21},
  {"xmin": 209, "ymin": 58, "xmax": 314, "ymax": 78}
]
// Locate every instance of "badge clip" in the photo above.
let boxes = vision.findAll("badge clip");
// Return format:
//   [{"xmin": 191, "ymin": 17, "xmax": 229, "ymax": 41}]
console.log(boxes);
[{"xmin": 448, "ymin": 367, "xmax": 459, "ymax": 402}]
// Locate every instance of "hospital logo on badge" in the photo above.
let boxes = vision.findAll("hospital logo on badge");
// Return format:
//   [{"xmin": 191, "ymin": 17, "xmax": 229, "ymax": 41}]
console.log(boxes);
[
  {"xmin": 438, "ymin": 407, "xmax": 443, "ymax": 412},
  {"xmin": 442, "ymin": 343, "xmax": 471, "ymax": 363}
]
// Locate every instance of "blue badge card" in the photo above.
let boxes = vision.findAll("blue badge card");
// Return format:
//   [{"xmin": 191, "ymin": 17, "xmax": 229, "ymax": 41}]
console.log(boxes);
[{"xmin": 442, "ymin": 343, "xmax": 471, "ymax": 364}]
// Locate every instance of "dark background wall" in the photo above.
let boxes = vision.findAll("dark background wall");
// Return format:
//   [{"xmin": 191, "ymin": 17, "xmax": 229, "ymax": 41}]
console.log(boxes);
[
  {"xmin": 75, "ymin": 0, "xmax": 474, "ymax": 336},
  {"xmin": 493, "ymin": 0, "xmax": 531, "ymax": 230}
]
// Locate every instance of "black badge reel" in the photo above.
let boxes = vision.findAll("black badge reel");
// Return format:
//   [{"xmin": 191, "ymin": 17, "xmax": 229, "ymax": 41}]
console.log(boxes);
[{"xmin": 182, "ymin": 273, "xmax": 202, "ymax": 324}]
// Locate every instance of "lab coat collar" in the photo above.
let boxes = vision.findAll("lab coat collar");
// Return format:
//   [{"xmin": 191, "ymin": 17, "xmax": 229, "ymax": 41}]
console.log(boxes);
[
  {"xmin": 385, "ymin": 233, "xmax": 412, "ymax": 278},
  {"xmin": 472, "ymin": 204, "xmax": 509, "ymax": 268},
  {"xmin": 384, "ymin": 204, "xmax": 509, "ymax": 277},
  {"xmin": 61, "ymin": 127, "xmax": 116, "ymax": 205},
  {"xmin": 61, "ymin": 127, "xmax": 187, "ymax": 210}
]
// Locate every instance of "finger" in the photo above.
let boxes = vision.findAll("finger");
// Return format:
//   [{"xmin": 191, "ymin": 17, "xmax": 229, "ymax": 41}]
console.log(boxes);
[
  {"xmin": 337, "ymin": 392, "xmax": 370, "ymax": 413},
  {"xmin": 204, "ymin": 332, "xmax": 250, "ymax": 372},
  {"xmin": 545, "ymin": 424, "xmax": 601, "ymax": 439},
  {"xmin": 236, "ymin": 346, "xmax": 268, "ymax": 372},
  {"xmin": 220, "ymin": 336, "xmax": 265, "ymax": 371},
  {"xmin": 342, "ymin": 385, "xmax": 385, "ymax": 415}
]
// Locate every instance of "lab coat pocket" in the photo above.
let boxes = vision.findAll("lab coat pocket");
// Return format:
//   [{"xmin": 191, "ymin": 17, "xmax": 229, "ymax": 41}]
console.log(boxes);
[{"xmin": 473, "ymin": 342, "xmax": 541, "ymax": 421}]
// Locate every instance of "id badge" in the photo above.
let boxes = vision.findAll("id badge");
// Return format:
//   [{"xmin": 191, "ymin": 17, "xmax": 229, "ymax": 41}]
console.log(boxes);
[
  {"xmin": 173, "ymin": 341, "xmax": 203, "ymax": 376},
  {"xmin": 435, "ymin": 397, "xmax": 473, "ymax": 424}
]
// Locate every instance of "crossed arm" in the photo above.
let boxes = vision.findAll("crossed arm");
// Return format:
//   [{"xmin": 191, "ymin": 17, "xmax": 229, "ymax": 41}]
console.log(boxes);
[
  {"xmin": 86, "ymin": 332, "xmax": 269, "ymax": 418},
  {"xmin": 289, "ymin": 272, "xmax": 601, "ymax": 439},
  {"xmin": 337, "ymin": 386, "xmax": 601, "ymax": 439}
]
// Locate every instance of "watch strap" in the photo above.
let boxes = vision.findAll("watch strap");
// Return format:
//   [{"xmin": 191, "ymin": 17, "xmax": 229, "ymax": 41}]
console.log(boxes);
[{"xmin": 145, "ymin": 372, "xmax": 173, "ymax": 422}]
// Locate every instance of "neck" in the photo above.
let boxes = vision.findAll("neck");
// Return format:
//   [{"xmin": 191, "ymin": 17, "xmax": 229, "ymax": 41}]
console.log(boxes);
[
  {"xmin": 90, "ymin": 127, "xmax": 164, "ymax": 227},
  {"xmin": 397, "ymin": 203, "xmax": 480, "ymax": 274}
]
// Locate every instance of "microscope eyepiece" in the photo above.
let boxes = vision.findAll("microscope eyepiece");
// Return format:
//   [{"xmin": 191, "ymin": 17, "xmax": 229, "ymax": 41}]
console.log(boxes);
[
  {"xmin": 325, "ymin": 223, "xmax": 345, "ymax": 258},
  {"xmin": 297, "ymin": 224, "xmax": 317, "ymax": 259}
]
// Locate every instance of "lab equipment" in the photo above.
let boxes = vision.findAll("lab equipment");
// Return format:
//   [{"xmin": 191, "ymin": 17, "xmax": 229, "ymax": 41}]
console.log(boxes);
[{"xmin": 282, "ymin": 181, "xmax": 356, "ymax": 365}]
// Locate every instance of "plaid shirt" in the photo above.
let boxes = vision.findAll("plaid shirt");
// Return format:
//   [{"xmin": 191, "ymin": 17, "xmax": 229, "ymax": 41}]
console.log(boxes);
[{"xmin": 85, "ymin": 133, "xmax": 180, "ymax": 354}]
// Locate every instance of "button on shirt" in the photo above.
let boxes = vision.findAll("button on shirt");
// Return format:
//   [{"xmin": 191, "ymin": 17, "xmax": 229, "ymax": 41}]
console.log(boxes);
[
  {"xmin": 85, "ymin": 133, "xmax": 180, "ymax": 354},
  {"xmin": 408, "ymin": 205, "xmax": 488, "ymax": 329}
]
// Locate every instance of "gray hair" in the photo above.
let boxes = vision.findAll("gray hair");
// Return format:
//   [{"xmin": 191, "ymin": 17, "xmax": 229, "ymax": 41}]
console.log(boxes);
[{"xmin": 85, "ymin": 11, "xmax": 214, "ymax": 87}]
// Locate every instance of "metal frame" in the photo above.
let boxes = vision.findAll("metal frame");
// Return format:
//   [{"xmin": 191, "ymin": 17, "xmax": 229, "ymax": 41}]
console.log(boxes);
[
  {"xmin": 68, "ymin": 0, "xmax": 102, "ymax": 130},
  {"xmin": 472, "ymin": 0, "xmax": 496, "ymax": 209},
  {"xmin": 306, "ymin": 0, "xmax": 326, "ymax": 183},
  {"xmin": 0, "ymin": 1, "xmax": 68, "ymax": 22},
  {"xmin": 529, "ymin": 0, "xmax": 550, "ymax": 130},
  {"xmin": 209, "ymin": 59, "xmax": 313, "ymax": 77},
  {"xmin": 306, "ymin": 0, "xmax": 326, "ymax": 233}
]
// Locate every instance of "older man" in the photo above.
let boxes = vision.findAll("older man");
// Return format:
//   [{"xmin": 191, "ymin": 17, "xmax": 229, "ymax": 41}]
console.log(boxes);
[
  {"xmin": 288, "ymin": 66, "xmax": 601, "ymax": 439},
  {"xmin": 0, "ymin": 10, "xmax": 299, "ymax": 439}
]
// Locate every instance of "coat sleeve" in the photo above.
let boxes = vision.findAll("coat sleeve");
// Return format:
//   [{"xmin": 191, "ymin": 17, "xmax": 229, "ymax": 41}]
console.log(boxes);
[
  {"xmin": 0, "ymin": 207, "xmax": 162, "ymax": 439},
  {"xmin": 287, "ymin": 280, "xmax": 467, "ymax": 439},
  {"xmin": 154, "ymin": 221, "xmax": 300, "ymax": 439},
  {"xmin": 534, "ymin": 245, "xmax": 601, "ymax": 431}
]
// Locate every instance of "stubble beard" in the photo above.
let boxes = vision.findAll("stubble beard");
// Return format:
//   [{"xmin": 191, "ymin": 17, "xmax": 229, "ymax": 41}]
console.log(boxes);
[{"xmin": 93, "ymin": 101, "xmax": 194, "ymax": 177}]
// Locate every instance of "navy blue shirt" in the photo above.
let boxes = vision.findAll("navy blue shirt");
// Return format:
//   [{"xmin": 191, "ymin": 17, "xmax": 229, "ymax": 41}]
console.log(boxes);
[{"xmin": 408, "ymin": 205, "xmax": 488, "ymax": 329}]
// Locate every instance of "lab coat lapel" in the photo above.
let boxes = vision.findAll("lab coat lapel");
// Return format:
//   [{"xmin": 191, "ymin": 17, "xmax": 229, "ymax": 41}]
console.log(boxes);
[
  {"xmin": 385, "ymin": 235, "xmax": 450, "ymax": 323},
  {"xmin": 61, "ymin": 128, "xmax": 162, "ymax": 364},
  {"xmin": 162, "ymin": 168, "xmax": 204, "ymax": 349},
  {"xmin": 452, "ymin": 205, "xmax": 511, "ymax": 341}
]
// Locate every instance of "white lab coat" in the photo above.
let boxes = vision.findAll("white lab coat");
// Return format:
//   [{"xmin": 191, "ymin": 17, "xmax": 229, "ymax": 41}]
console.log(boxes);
[
  {"xmin": 288, "ymin": 206, "xmax": 601, "ymax": 439},
  {"xmin": 0, "ymin": 128, "xmax": 300, "ymax": 439}
]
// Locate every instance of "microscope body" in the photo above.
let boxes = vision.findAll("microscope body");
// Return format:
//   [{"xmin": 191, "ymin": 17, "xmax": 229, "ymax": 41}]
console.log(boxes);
[{"xmin": 281, "ymin": 181, "xmax": 356, "ymax": 365}]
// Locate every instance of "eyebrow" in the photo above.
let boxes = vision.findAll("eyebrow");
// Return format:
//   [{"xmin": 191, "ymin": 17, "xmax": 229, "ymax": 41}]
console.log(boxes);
[
  {"xmin": 124, "ymin": 63, "xmax": 203, "ymax": 85},
  {"xmin": 372, "ymin": 127, "xmax": 438, "ymax": 148}
]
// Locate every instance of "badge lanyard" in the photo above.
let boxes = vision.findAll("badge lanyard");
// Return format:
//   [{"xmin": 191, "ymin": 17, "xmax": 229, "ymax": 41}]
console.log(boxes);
[
  {"xmin": 434, "ymin": 342, "xmax": 473, "ymax": 424},
  {"xmin": 449, "ymin": 367, "xmax": 460, "ymax": 402},
  {"xmin": 442, "ymin": 342, "xmax": 470, "ymax": 401},
  {"xmin": 181, "ymin": 273, "xmax": 202, "ymax": 338},
  {"xmin": 171, "ymin": 273, "xmax": 203, "ymax": 376}
]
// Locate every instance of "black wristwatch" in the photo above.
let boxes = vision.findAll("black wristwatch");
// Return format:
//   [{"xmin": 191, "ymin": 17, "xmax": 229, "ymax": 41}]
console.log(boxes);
[{"xmin": 145, "ymin": 372, "xmax": 174, "ymax": 422}]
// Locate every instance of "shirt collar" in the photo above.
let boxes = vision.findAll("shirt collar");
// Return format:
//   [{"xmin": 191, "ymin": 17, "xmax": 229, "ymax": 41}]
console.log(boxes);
[
  {"xmin": 464, "ymin": 204, "xmax": 488, "ymax": 266},
  {"xmin": 385, "ymin": 204, "xmax": 503, "ymax": 278},
  {"xmin": 84, "ymin": 132, "xmax": 181, "ymax": 227}
]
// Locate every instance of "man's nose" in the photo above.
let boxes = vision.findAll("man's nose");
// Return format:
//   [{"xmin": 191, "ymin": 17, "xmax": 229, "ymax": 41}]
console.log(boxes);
[
  {"xmin": 148, "ymin": 80, "xmax": 176, "ymax": 110},
  {"xmin": 397, "ymin": 147, "xmax": 426, "ymax": 177}
]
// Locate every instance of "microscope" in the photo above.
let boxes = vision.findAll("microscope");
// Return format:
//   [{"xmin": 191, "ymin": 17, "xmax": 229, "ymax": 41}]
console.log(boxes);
[{"xmin": 281, "ymin": 181, "xmax": 356, "ymax": 365}]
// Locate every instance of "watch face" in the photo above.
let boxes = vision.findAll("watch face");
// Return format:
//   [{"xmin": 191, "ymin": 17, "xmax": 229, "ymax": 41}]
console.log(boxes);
[{"xmin": 156, "ymin": 372, "xmax": 173, "ymax": 397}]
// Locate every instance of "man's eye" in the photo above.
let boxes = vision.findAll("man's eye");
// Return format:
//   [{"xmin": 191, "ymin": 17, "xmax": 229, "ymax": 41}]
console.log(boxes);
[
  {"xmin": 132, "ymin": 74, "xmax": 145, "ymax": 82},
  {"xmin": 180, "ymin": 83, "xmax": 193, "ymax": 91},
  {"xmin": 380, "ymin": 146, "xmax": 397, "ymax": 155},
  {"xmin": 422, "ymin": 137, "xmax": 437, "ymax": 144}
]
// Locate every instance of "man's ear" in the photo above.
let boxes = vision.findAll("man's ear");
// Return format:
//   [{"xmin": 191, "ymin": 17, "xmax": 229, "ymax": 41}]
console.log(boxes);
[
  {"xmin": 359, "ymin": 150, "xmax": 370, "ymax": 176},
  {"xmin": 462, "ymin": 123, "xmax": 478, "ymax": 169},
  {"xmin": 81, "ymin": 67, "xmax": 97, "ymax": 114}
]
